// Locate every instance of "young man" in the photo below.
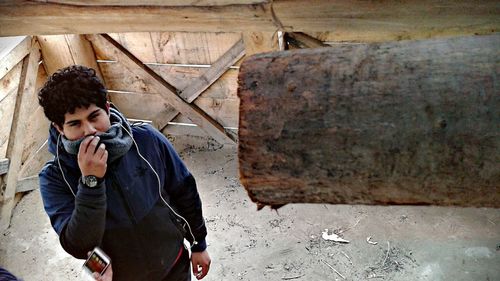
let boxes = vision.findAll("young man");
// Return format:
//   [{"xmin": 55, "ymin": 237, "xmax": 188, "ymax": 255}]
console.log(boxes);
[{"xmin": 38, "ymin": 65, "xmax": 210, "ymax": 281}]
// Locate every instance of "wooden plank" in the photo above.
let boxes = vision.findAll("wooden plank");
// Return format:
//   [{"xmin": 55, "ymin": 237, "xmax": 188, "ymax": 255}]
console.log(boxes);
[
  {"xmin": 87, "ymin": 34, "xmax": 235, "ymax": 144},
  {"xmin": 0, "ymin": 62, "xmax": 23, "ymax": 159},
  {"xmin": 153, "ymin": 38, "xmax": 244, "ymax": 130},
  {"xmin": 0, "ymin": 39, "xmax": 41, "ymax": 230},
  {"xmin": 97, "ymin": 62, "xmax": 193, "ymax": 93},
  {"xmin": 104, "ymin": 32, "xmax": 242, "ymax": 65},
  {"xmin": 0, "ymin": 158, "xmax": 9, "ymax": 175},
  {"xmin": 37, "ymin": 35, "xmax": 74, "ymax": 75},
  {"xmin": 179, "ymin": 38, "xmax": 245, "ymax": 102},
  {"xmin": 0, "ymin": 36, "xmax": 30, "ymax": 80},
  {"xmin": 162, "ymin": 122, "xmax": 238, "ymax": 139},
  {"xmin": 108, "ymin": 91, "xmax": 178, "ymax": 129},
  {"xmin": 2, "ymin": 1, "xmax": 498, "ymax": 38},
  {"xmin": 108, "ymin": 32, "xmax": 158, "ymax": 63},
  {"xmin": 242, "ymin": 32, "xmax": 279, "ymax": 56},
  {"xmin": 103, "ymin": 66, "xmax": 240, "ymax": 129},
  {"xmin": 18, "ymin": 141, "xmax": 51, "ymax": 180},
  {"xmin": 15, "ymin": 176, "xmax": 38, "ymax": 193},
  {"xmin": 37, "ymin": 35, "xmax": 103, "ymax": 80},
  {"xmin": 238, "ymin": 34, "xmax": 500, "ymax": 208},
  {"xmin": 25, "ymin": 0, "xmax": 267, "ymax": 6},
  {"xmin": 149, "ymin": 32, "xmax": 242, "ymax": 65},
  {"xmin": 63, "ymin": 34, "xmax": 104, "ymax": 82},
  {"xmin": 21, "ymin": 106, "xmax": 50, "ymax": 166}
]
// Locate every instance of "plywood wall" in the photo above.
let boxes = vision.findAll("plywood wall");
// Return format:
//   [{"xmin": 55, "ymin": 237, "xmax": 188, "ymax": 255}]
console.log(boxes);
[{"xmin": 91, "ymin": 31, "xmax": 278, "ymax": 136}]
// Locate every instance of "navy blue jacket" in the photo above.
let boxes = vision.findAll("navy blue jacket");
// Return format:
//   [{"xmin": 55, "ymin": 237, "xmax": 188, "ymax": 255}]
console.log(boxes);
[{"xmin": 39, "ymin": 123, "xmax": 207, "ymax": 280}]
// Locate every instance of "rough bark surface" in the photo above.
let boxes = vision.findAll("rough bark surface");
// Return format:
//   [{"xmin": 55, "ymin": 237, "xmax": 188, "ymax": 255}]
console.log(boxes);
[{"xmin": 238, "ymin": 34, "xmax": 500, "ymax": 207}]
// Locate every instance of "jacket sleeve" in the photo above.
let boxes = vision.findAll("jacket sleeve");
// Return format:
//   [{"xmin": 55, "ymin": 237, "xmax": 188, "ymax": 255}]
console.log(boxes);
[
  {"xmin": 148, "ymin": 127, "xmax": 208, "ymax": 252},
  {"xmin": 39, "ymin": 163, "xmax": 107, "ymax": 259}
]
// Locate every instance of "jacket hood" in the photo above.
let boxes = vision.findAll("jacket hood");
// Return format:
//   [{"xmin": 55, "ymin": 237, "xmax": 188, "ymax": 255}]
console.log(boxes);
[{"xmin": 48, "ymin": 125, "xmax": 79, "ymax": 169}]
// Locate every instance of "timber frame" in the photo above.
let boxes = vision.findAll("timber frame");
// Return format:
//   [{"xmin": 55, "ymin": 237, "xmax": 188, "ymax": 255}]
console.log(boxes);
[{"xmin": 0, "ymin": 0, "xmax": 499, "ymax": 229}]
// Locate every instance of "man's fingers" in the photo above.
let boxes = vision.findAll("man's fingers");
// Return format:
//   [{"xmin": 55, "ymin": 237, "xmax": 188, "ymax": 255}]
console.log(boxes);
[
  {"xmin": 193, "ymin": 263, "xmax": 209, "ymax": 280},
  {"xmin": 87, "ymin": 136, "xmax": 100, "ymax": 154},
  {"xmin": 101, "ymin": 150, "xmax": 108, "ymax": 162},
  {"xmin": 79, "ymin": 136, "xmax": 94, "ymax": 156},
  {"xmin": 191, "ymin": 261, "xmax": 198, "ymax": 276},
  {"xmin": 96, "ymin": 143, "xmax": 106, "ymax": 158}
]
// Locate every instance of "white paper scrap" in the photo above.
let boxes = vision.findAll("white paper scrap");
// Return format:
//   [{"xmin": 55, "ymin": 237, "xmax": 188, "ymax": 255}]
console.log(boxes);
[{"xmin": 322, "ymin": 229, "xmax": 349, "ymax": 243}]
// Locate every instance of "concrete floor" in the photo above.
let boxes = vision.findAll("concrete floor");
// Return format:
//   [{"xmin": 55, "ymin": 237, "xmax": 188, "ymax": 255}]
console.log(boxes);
[{"xmin": 1, "ymin": 135, "xmax": 499, "ymax": 281}]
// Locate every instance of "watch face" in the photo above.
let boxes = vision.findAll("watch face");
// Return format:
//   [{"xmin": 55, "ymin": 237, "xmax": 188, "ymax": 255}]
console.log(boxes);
[{"xmin": 85, "ymin": 176, "xmax": 98, "ymax": 187}]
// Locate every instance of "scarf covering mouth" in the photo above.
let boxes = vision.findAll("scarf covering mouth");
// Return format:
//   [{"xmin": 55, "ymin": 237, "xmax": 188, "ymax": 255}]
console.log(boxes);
[{"xmin": 60, "ymin": 107, "xmax": 133, "ymax": 163}]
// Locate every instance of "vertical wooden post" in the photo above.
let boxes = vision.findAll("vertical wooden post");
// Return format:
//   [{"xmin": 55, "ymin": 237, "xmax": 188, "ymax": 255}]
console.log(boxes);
[{"xmin": 0, "ymin": 38, "xmax": 41, "ymax": 231}]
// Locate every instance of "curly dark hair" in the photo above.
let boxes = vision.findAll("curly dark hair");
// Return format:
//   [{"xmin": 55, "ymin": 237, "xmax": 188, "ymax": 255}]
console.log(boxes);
[{"xmin": 38, "ymin": 65, "xmax": 108, "ymax": 127}]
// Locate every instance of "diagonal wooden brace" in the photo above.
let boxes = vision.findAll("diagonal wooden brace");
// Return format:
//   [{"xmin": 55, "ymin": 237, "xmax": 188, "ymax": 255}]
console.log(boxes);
[{"xmin": 87, "ymin": 34, "xmax": 236, "ymax": 144}]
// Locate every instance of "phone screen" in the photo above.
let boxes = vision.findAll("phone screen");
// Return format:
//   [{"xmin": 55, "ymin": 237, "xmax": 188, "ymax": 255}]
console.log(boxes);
[{"xmin": 84, "ymin": 251, "xmax": 108, "ymax": 274}]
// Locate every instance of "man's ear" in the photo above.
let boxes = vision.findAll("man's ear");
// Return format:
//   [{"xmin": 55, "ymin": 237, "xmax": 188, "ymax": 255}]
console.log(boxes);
[
  {"xmin": 106, "ymin": 101, "xmax": 110, "ymax": 114},
  {"xmin": 53, "ymin": 123, "xmax": 64, "ymax": 136}
]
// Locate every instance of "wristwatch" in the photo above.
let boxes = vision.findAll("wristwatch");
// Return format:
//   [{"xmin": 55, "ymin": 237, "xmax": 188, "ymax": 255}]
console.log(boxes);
[{"xmin": 82, "ymin": 175, "xmax": 101, "ymax": 188}]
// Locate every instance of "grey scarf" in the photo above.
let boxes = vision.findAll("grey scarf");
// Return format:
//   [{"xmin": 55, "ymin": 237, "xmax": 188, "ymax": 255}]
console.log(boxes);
[{"xmin": 61, "ymin": 107, "xmax": 133, "ymax": 163}]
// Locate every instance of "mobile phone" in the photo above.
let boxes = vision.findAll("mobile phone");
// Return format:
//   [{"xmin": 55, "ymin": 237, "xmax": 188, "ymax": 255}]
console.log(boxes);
[{"xmin": 83, "ymin": 247, "xmax": 110, "ymax": 276}]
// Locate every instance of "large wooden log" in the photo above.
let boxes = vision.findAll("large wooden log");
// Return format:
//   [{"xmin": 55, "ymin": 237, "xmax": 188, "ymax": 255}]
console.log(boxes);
[
  {"xmin": 238, "ymin": 34, "xmax": 500, "ymax": 208},
  {"xmin": 0, "ymin": 0, "xmax": 498, "ymax": 41}
]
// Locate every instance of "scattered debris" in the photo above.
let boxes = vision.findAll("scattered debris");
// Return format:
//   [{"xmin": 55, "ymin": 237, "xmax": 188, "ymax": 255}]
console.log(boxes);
[
  {"xmin": 338, "ymin": 217, "xmax": 363, "ymax": 234},
  {"xmin": 322, "ymin": 229, "xmax": 349, "ymax": 243},
  {"xmin": 282, "ymin": 274, "xmax": 305, "ymax": 280},
  {"xmin": 367, "ymin": 274, "xmax": 385, "ymax": 279},
  {"xmin": 366, "ymin": 236, "xmax": 378, "ymax": 245},
  {"xmin": 381, "ymin": 241, "xmax": 391, "ymax": 267},
  {"xmin": 341, "ymin": 251, "xmax": 353, "ymax": 265},
  {"xmin": 321, "ymin": 259, "xmax": 346, "ymax": 280}
]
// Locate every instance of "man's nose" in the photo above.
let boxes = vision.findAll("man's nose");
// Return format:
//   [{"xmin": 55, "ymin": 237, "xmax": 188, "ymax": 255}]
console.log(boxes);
[{"xmin": 83, "ymin": 122, "xmax": 97, "ymax": 136}]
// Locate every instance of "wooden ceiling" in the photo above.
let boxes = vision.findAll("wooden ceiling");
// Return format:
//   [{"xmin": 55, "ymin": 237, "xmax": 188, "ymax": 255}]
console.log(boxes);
[{"xmin": 0, "ymin": 1, "xmax": 498, "ymax": 43}]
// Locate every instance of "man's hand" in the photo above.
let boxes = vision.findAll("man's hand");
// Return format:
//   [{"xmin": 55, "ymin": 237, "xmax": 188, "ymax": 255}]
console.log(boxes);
[
  {"xmin": 78, "ymin": 136, "xmax": 108, "ymax": 178},
  {"xmin": 191, "ymin": 250, "xmax": 211, "ymax": 280},
  {"xmin": 92, "ymin": 264, "xmax": 113, "ymax": 281}
]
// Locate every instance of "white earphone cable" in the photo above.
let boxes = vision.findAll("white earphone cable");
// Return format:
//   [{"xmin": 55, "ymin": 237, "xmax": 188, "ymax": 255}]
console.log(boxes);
[
  {"xmin": 56, "ymin": 126, "xmax": 197, "ymax": 247},
  {"xmin": 121, "ymin": 123, "xmax": 198, "ymax": 247},
  {"xmin": 56, "ymin": 134, "xmax": 76, "ymax": 198}
]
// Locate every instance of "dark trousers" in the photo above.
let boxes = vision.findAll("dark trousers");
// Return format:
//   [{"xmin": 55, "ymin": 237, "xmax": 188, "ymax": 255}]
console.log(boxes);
[{"xmin": 163, "ymin": 248, "xmax": 191, "ymax": 281}]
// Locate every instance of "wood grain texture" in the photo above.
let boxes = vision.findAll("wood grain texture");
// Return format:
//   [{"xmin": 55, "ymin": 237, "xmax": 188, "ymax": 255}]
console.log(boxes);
[
  {"xmin": 37, "ymin": 35, "xmax": 103, "ymax": 80},
  {"xmin": 0, "ymin": 158, "xmax": 9, "ymax": 176},
  {"xmin": 106, "ymin": 32, "xmax": 242, "ymax": 65},
  {"xmin": 1, "ymin": 1, "xmax": 497, "ymax": 38},
  {"xmin": 0, "ymin": 62, "xmax": 22, "ymax": 159},
  {"xmin": 88, "ymin": 34, "xmax": 235, "ymax": 144},
  {"xmin": 0, "ymin": 36, "xmax": 30, "ymax": 80},
  {"xmin": 238, "ymin": 34, "xmax": 500, "ymax": 207},
  {"xmin": 0, "ymin": 40, "xmax": 40, "ymax": 230}
]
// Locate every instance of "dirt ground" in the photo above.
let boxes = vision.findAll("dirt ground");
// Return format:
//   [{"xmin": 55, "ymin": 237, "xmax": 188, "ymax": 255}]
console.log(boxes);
[{"xmin": 1, "ymin": 135, "xmax": 499, "ymax": 281}]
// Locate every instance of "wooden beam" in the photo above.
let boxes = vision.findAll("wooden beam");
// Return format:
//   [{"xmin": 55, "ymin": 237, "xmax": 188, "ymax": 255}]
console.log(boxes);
[
  {"xmin": 179, "ymin": 38, "xmax": 245, "ymax": 103},
  {"xmin": 87, "ymin": 34, "xmax": 236, "ymax": 144},
  {"xmin": 0, "ymin": 39, "xmax": 41, "ymax": 230},
  {"xmin": 0, "ymin": 62, "xmax": 23, "ymax": 159},
  {"xmin": 238, "ymin": 34, "xmax": 500, "ymax": 208},
  {"xmin": 15, "ymin": 175, "xmax": 39, "ymax": 193},
  {"xmin": 1, "ymin": 1, "xmax": 498, "ymax": 39},
  {"xmin": 154, "ymin": 38, "xmax": 245, "ymax": 130},
  {"xmin": 0, "ymin": 159, "xmax": 9, "ymax": 176},
  {"xmin": 0, "ymin": 36, "xmax": 30, "ymax": 80}
]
